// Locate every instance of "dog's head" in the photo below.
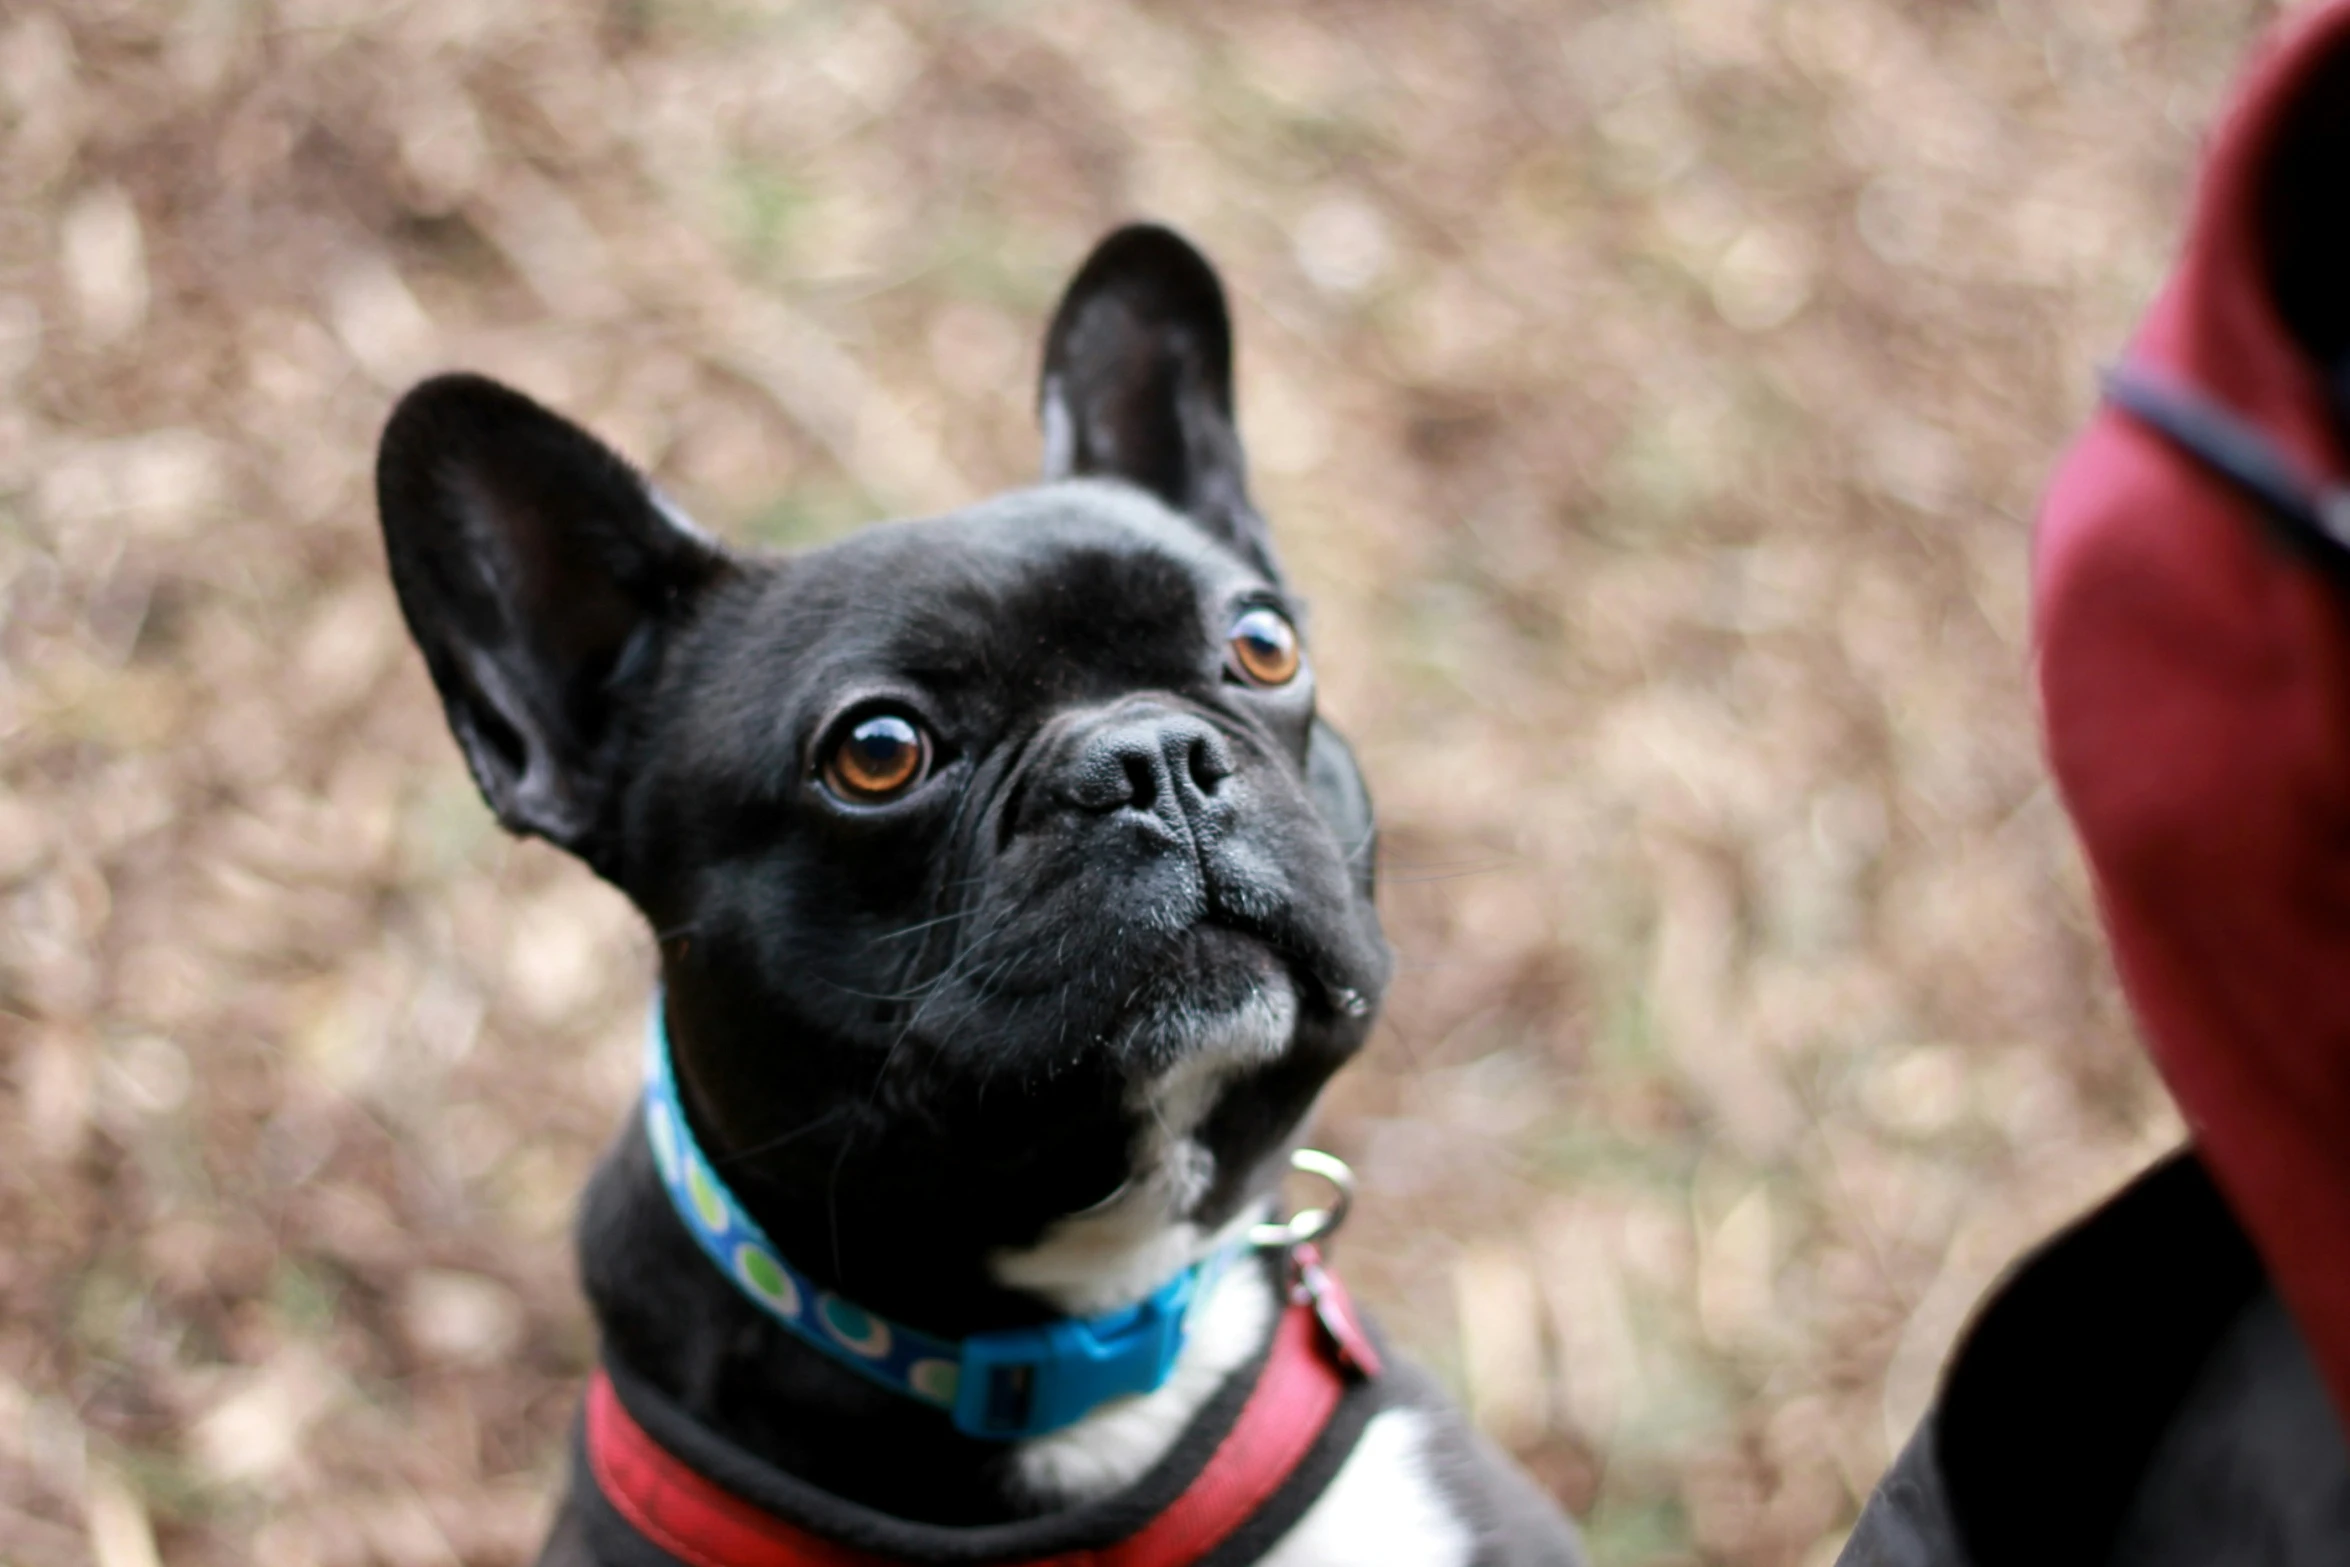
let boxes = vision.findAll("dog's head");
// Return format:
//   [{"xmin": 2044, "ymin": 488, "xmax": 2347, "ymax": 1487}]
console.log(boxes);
[{"xmin": 376, "ymin": 226, "xmax": 1388, "ymax": 1326}]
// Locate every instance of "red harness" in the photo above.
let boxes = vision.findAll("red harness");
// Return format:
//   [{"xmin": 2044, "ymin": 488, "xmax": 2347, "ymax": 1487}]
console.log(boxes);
[{"xmin": 586, "ymin": 1265, "xmax": 1380, "ymax": 1567}]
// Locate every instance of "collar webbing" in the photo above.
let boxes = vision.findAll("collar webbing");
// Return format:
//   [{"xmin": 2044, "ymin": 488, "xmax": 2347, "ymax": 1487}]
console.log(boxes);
[
  {"xmin": 585, "ymin": 1285, "xmax": 1364, "ymax": 1567},
  {"xmin": 641, "ymin": 1002, "xmax": 1232, "ymax": 1440}
]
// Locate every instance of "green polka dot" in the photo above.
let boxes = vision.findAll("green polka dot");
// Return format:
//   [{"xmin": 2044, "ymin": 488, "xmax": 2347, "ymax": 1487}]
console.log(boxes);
[
  {"xmin": 908, "ymin": 1358, "xmax": 960, "ymax": 1405},
  {"xmin": 734, "ymin": 1244, "xmax": 801, "ymax": 1317},
  {"xmin": 819, "ymin": 1295, "xmax": 892, "ymax": 1358},
  {"xmin": 687, "ymin": 1163, "xmax": 728, "ymax": 1233}
]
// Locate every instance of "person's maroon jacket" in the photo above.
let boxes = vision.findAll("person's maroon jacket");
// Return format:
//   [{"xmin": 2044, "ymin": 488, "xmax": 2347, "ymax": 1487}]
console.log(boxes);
[{"xmin": 1844, "ymin": 5, "xmax": 2350, "ymax": 1562}]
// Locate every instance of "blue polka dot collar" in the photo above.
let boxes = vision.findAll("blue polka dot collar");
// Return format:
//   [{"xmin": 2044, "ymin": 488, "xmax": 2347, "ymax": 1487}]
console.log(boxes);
[{"xmin": 640, "ymin": 1001, "xmax": 1235, "ymax": 1441}]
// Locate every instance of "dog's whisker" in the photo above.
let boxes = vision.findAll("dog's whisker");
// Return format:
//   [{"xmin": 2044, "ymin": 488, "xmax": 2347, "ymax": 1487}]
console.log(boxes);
[
  {"xmin": 906, "ymin": 953, "xmax": 1020, "ymax": 1038},
  {"xmin": 714, "ymin": 1103, "xmax": 855, "ymax": 1165},
  {"xmin": 1373, "ymin": 849, "xmax": 1528, "ymax": 871},
  {"xmin": 373, "ymin": 222, "xmax": 1578, "ymax": 1556},
  {"xmin": 1372, "ymin": 1012, "xmax": 1426, "ymax": 1072},
  {"xmin": 1380, "ymin": 861, "xmax": 1525, "ymax": 886},
  {"xmin": 813, "ymin": 975, "xmax": 950, "ymax": 1003},
  {"xmin": 865, "ymin": 908, "xmax": 969, "ymax": 946}
]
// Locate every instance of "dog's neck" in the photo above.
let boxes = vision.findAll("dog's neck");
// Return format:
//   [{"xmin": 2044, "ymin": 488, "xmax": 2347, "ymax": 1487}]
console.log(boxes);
[{"xmin": 577, "ymin": 1118, "xmax": 1281, "ymax": 1526}]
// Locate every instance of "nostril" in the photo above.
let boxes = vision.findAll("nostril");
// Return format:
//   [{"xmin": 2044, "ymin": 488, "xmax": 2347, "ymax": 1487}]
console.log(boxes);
[
  {"xmin": 1122, "ymin": 749, "xmax": 1159, "ymax": 811},
  {"xmin": 1065, "ymin": 717, "xmax": 1229, "ymax": 817},
  {"xmin": 1186, "ymin": 732, "xmax": 1232, "ymax": 795}
]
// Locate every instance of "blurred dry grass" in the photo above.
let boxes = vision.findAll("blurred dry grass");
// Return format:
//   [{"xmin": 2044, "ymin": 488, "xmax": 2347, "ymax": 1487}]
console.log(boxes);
[{"xmin": 0, "ymin": 1, "xmax": 2282, "ymax": 1562}]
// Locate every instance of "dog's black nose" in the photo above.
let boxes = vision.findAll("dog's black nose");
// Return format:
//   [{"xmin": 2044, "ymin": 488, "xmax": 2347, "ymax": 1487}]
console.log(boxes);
[{"xmin": 1063, "ymin": 710, "xmax": 1234, "ymax": 828}]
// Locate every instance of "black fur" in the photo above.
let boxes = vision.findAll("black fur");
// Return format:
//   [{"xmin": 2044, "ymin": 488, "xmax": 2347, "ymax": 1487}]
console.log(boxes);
[
  {"xmin": 379, "ymin": 225, "xmax": 1582, "ymax": 1560},
  {"xmin": 1039, "ymin": 226, "xmax": 1273, "ymax": 580}
]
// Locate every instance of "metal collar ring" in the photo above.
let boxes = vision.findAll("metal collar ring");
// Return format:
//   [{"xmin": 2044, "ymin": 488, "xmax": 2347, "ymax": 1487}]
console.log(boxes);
[{"xmin": 1250, "ymin": 1147, "xmax": 1356, "ymax": 1251}]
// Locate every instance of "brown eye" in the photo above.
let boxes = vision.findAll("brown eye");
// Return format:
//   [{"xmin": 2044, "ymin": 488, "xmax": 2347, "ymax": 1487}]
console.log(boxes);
[
  {"xmin": 1228, "ymin": 607, "xmax": 1302, "ymax": 687},
  {"xmin": 823, "ymin": 712, "xmax": 931, "ymax": 802}
]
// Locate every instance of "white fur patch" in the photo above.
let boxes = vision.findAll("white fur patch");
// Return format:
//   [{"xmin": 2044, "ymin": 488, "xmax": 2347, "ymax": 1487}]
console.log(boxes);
[
  {"xmin": 1258, "ymin": 1409, "xmax": 1474, "ymax": 1567},
  {"xmin": 991, "ymin": 981, "xmax": 1297, "ymax": 1315},
  {"xmin": 990, "ymin": 1187, "xmax": 1213, "ymax": 1317},
  {"xmin": 1010, "ymin": 1221, "xmax": 1275, "ymax": 1504},
  {"xmin": 995, "ymin": 978, "xmax": 1303, "ymax": 1503}
]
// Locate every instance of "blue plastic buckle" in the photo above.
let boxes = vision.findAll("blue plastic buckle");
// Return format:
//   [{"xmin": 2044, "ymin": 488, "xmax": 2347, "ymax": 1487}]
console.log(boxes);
[{"xmin": 951, "ymin": 1265, "xmax": 1202, "ymax": 1439}]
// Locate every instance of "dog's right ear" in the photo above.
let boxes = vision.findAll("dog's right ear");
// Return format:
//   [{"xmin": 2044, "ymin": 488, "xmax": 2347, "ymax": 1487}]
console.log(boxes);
[
  {"xmin": 1039, "ymin": 224, "xmax": 1280, "ymax": 580},
  {"xmin": 375, "ymin": 373, "xmax": 733, "ymax": 868}
]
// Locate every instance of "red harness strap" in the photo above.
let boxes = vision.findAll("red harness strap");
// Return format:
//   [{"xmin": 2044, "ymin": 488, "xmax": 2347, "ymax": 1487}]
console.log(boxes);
[{"xmin": 586, "ymin": 1292, "xmax": 1363, "ymax": 1567}]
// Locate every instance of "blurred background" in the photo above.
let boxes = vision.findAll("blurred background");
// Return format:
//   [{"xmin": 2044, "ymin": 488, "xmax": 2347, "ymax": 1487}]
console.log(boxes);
[{"xmin": 0, "ymin": 0, "xmax": 2283, "ymax": 1561}]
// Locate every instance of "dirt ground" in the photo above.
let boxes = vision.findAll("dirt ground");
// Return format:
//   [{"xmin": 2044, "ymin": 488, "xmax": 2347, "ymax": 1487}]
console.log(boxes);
[{"xmin": 0, "ymin": 1, "xmax": 2289, "ymax": 1562}]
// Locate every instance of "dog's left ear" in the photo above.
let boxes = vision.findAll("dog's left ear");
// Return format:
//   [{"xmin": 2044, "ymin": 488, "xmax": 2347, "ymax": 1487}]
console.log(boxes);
[
  {"xmin": 1039, "ymin": 224, "xmax": 1279, "ymax": 579},
  {"xmin": 375, "ymin": 373, "xmax": 735, "ymax": 872}
]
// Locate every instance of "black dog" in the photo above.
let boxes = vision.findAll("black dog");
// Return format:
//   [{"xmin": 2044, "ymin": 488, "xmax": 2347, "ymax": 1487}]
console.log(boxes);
[{"xmin": 377, "ymin": 226, "xmax": 1584, "ymax": 1565}]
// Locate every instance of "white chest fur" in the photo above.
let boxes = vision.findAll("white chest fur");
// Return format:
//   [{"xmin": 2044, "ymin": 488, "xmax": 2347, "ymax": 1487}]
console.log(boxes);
[
  {"xmin": 1258, "ymin": 1409, "xmax": 1475, "ymax": 1567},
  {"xmin": 1008, "ymin": 1267, "xmax": 1475, "ymax": 1567},
  {"xmin": 1007, "ymin": 1219, "xmax": 1274, "ymax": 1504},
  {"xmin": 994, "ymin": 980, "xmax": 1302, "ymax": 1501},
  {"xmin": 987, "ymin": 974, "xmax": 1476, "ymax": 1559}
]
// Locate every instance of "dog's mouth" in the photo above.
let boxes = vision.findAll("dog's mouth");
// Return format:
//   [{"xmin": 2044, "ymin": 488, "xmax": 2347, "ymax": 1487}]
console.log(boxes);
[
  {"xmin": 986, "ymin": 929, "xmax": 1306, "ymax": 1312},
  {"xmin": 1104, "ymin": 917, "xmax": 1375, "ymax": 1074},
  {"xmin": 1112, "ymin": 924, "xmax": 1298, "ymax": 1071}
]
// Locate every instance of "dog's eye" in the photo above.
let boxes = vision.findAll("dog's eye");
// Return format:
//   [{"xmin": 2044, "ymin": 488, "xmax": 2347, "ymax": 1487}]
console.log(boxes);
[
  {"xmin": 1227, "ymin": 607, "xmax": 1302, "ymax": 687},
  {"xmin": 822, "ymin": 711, "xmax": 932, "ymax": 802}
]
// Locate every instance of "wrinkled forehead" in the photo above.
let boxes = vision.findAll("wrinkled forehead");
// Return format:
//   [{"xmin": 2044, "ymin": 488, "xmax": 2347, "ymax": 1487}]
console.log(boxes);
[{"xmin": 762, "ymin": 480, "xmax": 1279, "ymax": 681}]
